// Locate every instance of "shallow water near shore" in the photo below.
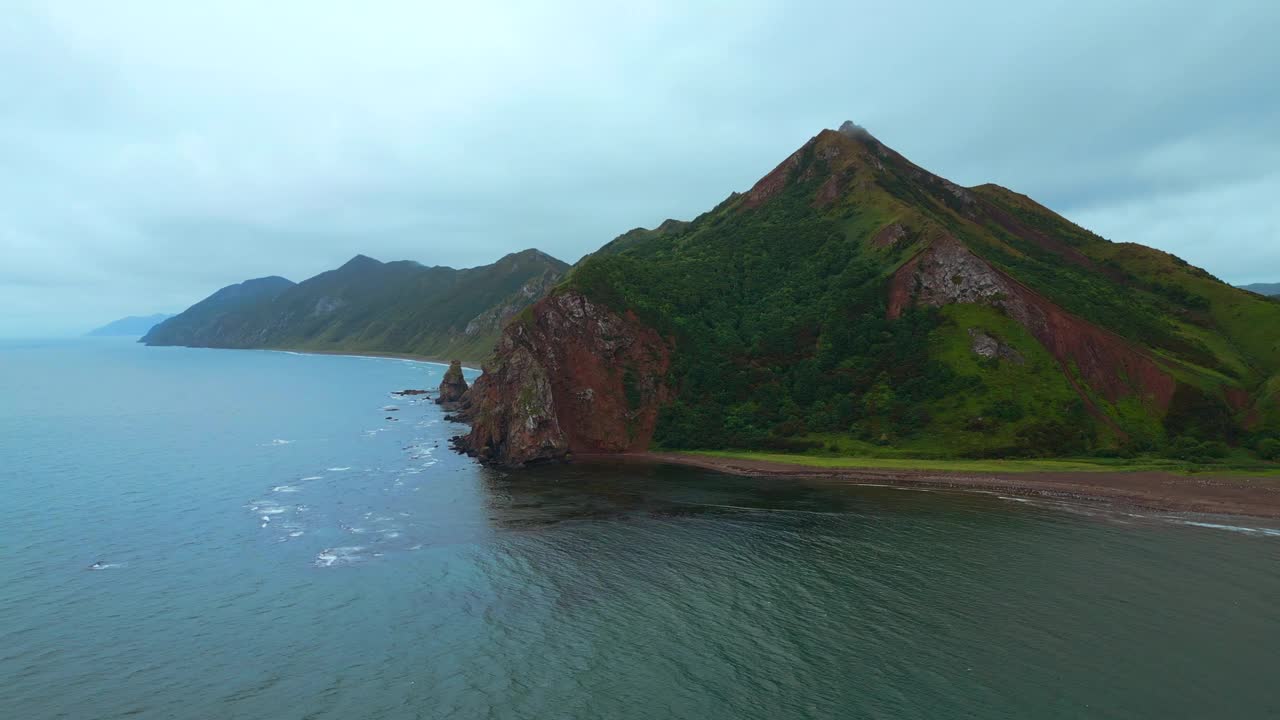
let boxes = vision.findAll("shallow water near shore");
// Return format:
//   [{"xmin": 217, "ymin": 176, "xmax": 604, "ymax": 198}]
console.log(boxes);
[{"xmin": 2, "ymin": 338, "xmax": 1278, "ymax": 719}]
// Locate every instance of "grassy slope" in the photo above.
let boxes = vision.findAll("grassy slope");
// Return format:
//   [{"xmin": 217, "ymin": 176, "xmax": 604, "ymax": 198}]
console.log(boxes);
[{"xmin": 690, "ymin": 450, "xmax": 1280, "ymax": 476}]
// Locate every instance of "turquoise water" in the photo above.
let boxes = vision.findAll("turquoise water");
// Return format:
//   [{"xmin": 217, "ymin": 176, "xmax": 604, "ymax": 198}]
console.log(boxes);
[{"xmin": 1, "ymin": 338, "xmax": 1278, "ymax": 719}]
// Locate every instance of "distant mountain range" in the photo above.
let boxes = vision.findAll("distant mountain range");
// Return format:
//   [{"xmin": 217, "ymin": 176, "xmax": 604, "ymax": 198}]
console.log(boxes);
[
  {"xmin": 455, "ymin": 121, "xmax": 1280, "ymax": 466},
  {"xmin": 141, "ymin": 250, "xmax": 568, "ymax": 363},
  {"xmin": 86, "ymin": 313, "xmax": 174, "ymax": 337},
  {"xmin": 1238, "ymin": 283, "xmax": 1280, "ymax": 297}
]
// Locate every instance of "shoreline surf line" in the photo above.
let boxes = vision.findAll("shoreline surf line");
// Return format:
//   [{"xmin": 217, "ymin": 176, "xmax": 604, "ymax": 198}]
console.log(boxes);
[
  {"xmin": 567, "ymin": 451, "xmax": 1280, "ymax": 520},
  {"xmin": 263, "ymin": 348, "xmax": 482, "ymax": 372}
]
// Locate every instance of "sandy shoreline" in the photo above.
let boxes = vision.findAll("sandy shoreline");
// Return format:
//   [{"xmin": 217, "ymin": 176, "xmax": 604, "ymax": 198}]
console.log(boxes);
[
  {"xmin": 268, "ymin": 348, "xmax": 483, "ymax": 371},
  {"xmin": 588, "ymin": 452, "xmax": 1280, "ymax": 519}
]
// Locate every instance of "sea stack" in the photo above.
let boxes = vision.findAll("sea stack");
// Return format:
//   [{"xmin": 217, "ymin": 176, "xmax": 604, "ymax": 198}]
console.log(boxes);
[{"xmin": 436, "ymin": 360, "xmax": 469, "ymax": 406}]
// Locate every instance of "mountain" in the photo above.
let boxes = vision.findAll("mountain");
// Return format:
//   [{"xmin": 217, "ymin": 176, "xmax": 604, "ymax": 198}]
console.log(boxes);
[
  {"xmin": 86, "ymin": 313, "xmax": 173, "ymax": 337},
  {"xmin": 142, "ymin": 250, "xmax": 569, "ymax": 363},
  {"xmin": 456, "ymin": 122, "xmax": 1280, "ymax": 466},
  {"xmin": 1239, "ymin": 283, "xmax": 1280, "ymax": 297},
  {"xmin": 141, "ymin": 276, "xmax": 296, "ymax": 346}
]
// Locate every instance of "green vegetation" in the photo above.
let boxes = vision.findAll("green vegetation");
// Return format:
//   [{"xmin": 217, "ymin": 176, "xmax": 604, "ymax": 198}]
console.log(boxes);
[
  {"xmin": 144, "ymin": 250, "xmax": 568, "ymax": 364},
  {"xmin": 565, "ymin": 127, "xmax": 1280, "ymax": 464},
  {"xmin": 690, "ymin": 450, "xmax": 1280, "ymax": 476}
]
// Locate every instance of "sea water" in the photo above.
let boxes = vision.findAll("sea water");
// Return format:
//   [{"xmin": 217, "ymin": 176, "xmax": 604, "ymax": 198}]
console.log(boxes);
[{"xmin": 1, "ymin": 338, "xmax": 1277, "ymax": 719}]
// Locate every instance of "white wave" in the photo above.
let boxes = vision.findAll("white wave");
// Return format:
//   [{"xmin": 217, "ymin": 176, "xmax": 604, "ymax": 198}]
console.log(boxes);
[
  {"xmin": 265, "ymin": 439, "xmax": 293, "ymax": 445},
  {"xmin": 998, "ymin": 496, "xmax": 1031, "ymax": 503},
  {"xmin": 300, "ymin": 476, "xmax": 323, "ymax": 481},
  {"xmin": 314, "ymin": 546, "xmax": 366, "ymax": 567},
  {"xmin": 327, "ymin": 467, "xmax": 351, "ymax": 472},
  {"xmin": 87, "ymin": 561, "xmax": 124, "ymax": 570},
  {"xmin": 288, "ymin": 531, "xmax": 304, "ymax": 538},
  {"xmin": 1181, "ymin": 521, "xmax": 1280, "ymax": 537},
  {"xmin": 272, "ymin": 485, "xmax": 302, "ymax": 493}
]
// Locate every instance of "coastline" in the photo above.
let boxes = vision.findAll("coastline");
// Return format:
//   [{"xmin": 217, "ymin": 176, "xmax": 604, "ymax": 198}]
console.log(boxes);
[
  {"xmin": 266, "ymin": 348, "xmax": 483, "ymax": 372},
  {"xmin": 599, "ymin": 451, "xmax": 1280, "ymax": 519}
]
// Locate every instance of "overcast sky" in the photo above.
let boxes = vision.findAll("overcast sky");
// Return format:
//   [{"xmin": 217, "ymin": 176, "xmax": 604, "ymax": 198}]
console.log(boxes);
[{"xmin": 3, "ymin": 1, "xmax": 1277, "ymax": 336}]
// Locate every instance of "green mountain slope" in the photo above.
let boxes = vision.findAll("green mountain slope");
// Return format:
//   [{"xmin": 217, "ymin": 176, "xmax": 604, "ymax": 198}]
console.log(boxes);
[
  {"xmin": 466, "ymin": 122, "xmax": 1280, "ymax": 465},
  {"xmin": 142, "ymin": 277, "xmax": 295, "ymax": 346},
  {"xmin": 143, "ymin": 250, "xmax": 568, "ymax": 363}
]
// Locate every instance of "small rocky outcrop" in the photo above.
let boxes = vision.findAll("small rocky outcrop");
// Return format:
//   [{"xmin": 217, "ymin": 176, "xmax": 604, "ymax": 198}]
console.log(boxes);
[
  {"xmin": 872, "ymin": 222, "xmax": 909, "ymax": 248},
  {"xmin": 436, "ymin": 360, "xmax": 469, "ymax": 406},
  {"xmin": 968, "ymin": 328, "xmax": 1025, "ymax": 364},
  {"xmin": 452, "ymin": 290, "xmax": 670, "ymax": 467}
]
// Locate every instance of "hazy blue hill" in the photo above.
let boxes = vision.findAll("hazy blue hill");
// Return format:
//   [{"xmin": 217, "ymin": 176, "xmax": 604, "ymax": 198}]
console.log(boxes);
[
  {"xmin": 142, "ymin": 250, "xmax": 568, "ymax": 363},
  {"xmin": 1238, "ymin": 282, "xmax": 1280, "ymax": 297},
  {"xmin": 86, "ymin": 313, "xmax": 174, "ymax": 337}
]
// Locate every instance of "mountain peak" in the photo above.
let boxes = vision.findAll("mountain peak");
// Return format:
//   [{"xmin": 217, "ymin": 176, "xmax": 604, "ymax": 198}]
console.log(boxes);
[
  {"xmin": 339, "ymin": 254, "xmax": 383, "ymax": 271},
  {"xmin": 836, "ymin": 120, "xmax": 876, "ymax": 142},
  {"xmin": 494, "ymin": 248, "xmax": 570, "ymax": 271}
]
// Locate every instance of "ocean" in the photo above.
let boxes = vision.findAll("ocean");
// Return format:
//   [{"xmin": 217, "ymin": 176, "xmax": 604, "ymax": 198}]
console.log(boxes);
[{"xmin": 1, "ymin": 338, "xmax": 1277, "ymax": 719}]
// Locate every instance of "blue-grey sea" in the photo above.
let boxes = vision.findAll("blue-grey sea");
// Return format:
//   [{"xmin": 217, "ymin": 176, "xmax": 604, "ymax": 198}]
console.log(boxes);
[{"xmin": 1, "ymin": 337, "xmax": 1277, "ymax": 719}]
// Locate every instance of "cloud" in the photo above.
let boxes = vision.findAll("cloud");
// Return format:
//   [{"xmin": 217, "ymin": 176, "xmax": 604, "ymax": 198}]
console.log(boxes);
[{"xmin": 1, "ymin": 0, "xmax": 1277, "ymax": 335}]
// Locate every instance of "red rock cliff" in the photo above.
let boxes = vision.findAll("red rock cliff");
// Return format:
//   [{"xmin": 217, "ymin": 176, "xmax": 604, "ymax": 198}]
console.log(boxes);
[{"xmin": 453, "ymin": 290, "xmax": 671, "ymax": 467}]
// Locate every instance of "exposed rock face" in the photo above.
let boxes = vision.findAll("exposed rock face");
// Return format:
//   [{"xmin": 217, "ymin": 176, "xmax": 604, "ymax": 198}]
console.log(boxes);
[
  {"xmin": 872, "ymin": 222, "xmax": 909, "ymax": 248},
  {"xmin": 968, "ymin": 329, "xmax": 1025, "ymax": 364},
  {"xmin": 889, "ymin": 235, "xmax": 1177, "ymax": 413},
  {"xmin": 436, "ymin": 360, "xmax": 469, "ymax": 406},
  {"xmin": 744, "ymin": 143, "xmax": 808, "ymax": 209},
  {"xmin": 454, "ymin": 290, "xmax": 671, "ymax": 467},
  {"xmin": 462, "ymin": 268, "xmax": 563, "ymax": 339}
]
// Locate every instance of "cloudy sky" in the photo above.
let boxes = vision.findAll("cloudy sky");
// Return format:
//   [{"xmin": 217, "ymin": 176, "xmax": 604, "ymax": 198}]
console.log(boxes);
[{"xmin": 3, "ymin": 0, "xmax": 1277, "ymax": 336}]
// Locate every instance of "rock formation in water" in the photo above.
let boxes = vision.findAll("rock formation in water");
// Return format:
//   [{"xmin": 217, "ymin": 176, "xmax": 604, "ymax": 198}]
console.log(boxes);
[
  {"xmin": 436, "ymin": 360, "xmax": 469, "ymax": 407},
  {"xmin": 454, "ymin": 291, "xmax": 670, "ymax": 466}
]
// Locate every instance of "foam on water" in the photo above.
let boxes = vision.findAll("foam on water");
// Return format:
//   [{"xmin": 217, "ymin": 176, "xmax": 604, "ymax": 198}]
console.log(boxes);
[
  {"xmin": 1180, "ymin": 520, "xmax": 1280, "ymax": 537},
  {"xmin": 314, "ymin": 546, "xmax": 366, "ymax": 568}
]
